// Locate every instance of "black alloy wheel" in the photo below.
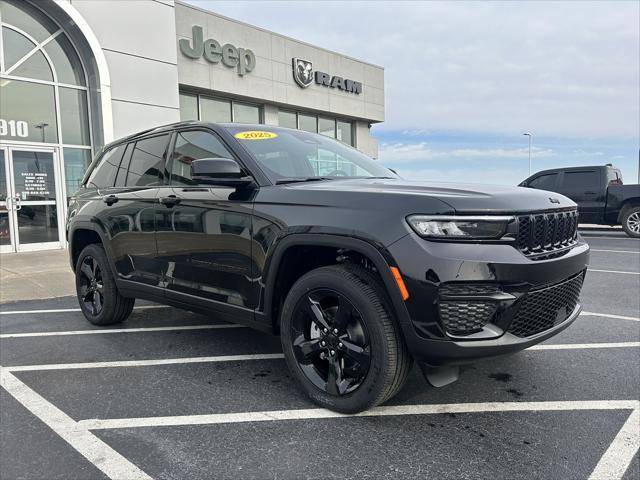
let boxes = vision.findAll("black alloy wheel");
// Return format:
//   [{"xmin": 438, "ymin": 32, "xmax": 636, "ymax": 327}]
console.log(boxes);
[
  {"xmin": 78, "ymin": 255, "xmax": 104, "ymax": 316},
  {"xmin": 290, "ymin": 290, "xmax": 371, "ymax": 396},
  {"xmin": 75, "ymin": 244, "xmax": 134, "ymax": 326},
  {"xmin": 281, "ymin": 264, "xmax": 412, "ymax": 413}
]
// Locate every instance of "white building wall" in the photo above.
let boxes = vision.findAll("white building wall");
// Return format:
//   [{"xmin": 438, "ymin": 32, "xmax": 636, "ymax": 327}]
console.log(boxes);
[{"xmin": 69, "ymin": 0, "xmax": 181, "ymax": 139}]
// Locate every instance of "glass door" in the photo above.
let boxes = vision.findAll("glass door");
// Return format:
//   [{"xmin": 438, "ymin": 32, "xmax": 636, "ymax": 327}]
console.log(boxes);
[
  {"xmin": 1, "ymin": 146, "xmax": 64, "ymax": 252},
  {"xmin": 0, "ymin": 149, "xmax": 14, "ymax": 253}
]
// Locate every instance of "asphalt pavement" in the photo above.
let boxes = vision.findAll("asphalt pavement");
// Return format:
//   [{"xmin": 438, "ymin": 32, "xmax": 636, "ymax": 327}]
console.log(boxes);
[{"xmin": 1, "ymin": 230, "xmax": 639, "ymax": 480}]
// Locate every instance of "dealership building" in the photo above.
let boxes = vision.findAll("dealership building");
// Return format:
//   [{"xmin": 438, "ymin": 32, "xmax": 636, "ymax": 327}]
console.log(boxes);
[{"xmin": 0, "ymin": 0, "xmax": 385, "ymax": 253}]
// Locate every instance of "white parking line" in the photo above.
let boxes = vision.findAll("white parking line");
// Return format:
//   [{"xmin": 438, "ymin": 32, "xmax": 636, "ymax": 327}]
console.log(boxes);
[
  {"xmin": 588, "ymin": 268, "xmax": 640, "ymax": 275},
  {"xmin": 0, "ymin": 324, "xmax": 243, "ymax": 339},
  {"xmin": 0, "ymin": 367, "xmax": 152, "ymax": 479},
  {"xmin": 589, "ymin": 408, "xmax": 640, "ymax": 480},
  {"xmin": 76, "ymin": 399, "xmax": 640, "ymax": 430},
  {"xmin": 0, "ymin": 305, "xmax": 169, "ymax": 315},
  {"xmin": 4, "ymin": 353, "xmax": 286, "ymax": 372},
  {"xmin": 590, "ymin": 249, "xmax": 640, "ymax": 254},
  {"xmin": 4, "ymin": 342, "xmax": 637, "ymax": 373},
  {"xmin": 581, "ymin": 311, "xmax": 640, "ymax": 322},
  {"xmin": 582, "ymin": 236, "xmax": 640, "ymax": 241},
  {"xmin": 528, "ymin": 342, "xmax": 640, "ymax": 351}
]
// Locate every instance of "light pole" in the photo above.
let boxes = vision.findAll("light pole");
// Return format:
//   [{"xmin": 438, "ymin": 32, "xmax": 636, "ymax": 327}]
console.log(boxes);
[
  {"xmin": 523, "ymin": 132, "xmax": 532, "ymax": 176},
  {"xmin": 35, "ymin": 122, "xmax": 49, "ymax": 143}
]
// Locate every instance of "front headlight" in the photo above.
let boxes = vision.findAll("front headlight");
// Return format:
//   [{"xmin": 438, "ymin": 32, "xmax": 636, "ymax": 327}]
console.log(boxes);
[{"xmin": 406, "ymin": 215, "xmax": 514, "ymax": 239}]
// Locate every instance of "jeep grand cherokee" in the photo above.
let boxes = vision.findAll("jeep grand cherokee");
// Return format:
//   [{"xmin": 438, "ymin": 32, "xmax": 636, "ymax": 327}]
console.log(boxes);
[{"xmin": 67, "ymin": 122, "xmax": 590, "ymax": 413}]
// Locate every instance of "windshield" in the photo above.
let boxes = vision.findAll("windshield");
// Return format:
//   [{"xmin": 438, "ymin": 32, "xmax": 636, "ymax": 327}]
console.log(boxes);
[{"xmin": 225, "ymin": 125, "xmax": 396, "ymax": 183}]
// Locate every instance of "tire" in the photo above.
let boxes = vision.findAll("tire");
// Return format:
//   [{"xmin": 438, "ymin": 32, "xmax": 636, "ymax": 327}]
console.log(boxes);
[
  {"xmin": 621, "ymin": 206, "xmax": 640, "ymax": 238},
  {"xmin": 75, "ymin": 244, "xmax": 134, "ymax": 326},
  {"xmin": 280, "ymin": 264, "xmax": 412, "ymax": 413}
]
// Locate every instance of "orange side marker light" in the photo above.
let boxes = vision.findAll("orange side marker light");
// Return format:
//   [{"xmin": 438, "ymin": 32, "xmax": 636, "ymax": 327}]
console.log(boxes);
[{"xmin": 390, "ymin": 266, "xmax": 410, "ymax": 301}]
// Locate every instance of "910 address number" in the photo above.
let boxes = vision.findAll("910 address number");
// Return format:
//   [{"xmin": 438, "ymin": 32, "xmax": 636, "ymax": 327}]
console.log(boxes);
[{"xmin": 0, "ymin": 119, "xmax": 29, "ymax": 138}]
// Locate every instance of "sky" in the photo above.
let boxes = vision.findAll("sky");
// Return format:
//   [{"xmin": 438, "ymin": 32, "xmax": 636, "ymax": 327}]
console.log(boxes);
[{"xmin": 186, "ymin": 0, "xmax": 639, "ymax": 185}]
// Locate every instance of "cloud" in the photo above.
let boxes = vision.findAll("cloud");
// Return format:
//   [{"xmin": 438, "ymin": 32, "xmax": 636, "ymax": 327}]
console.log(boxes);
[
  {"xmin": 379, "ymin": 142, "xmax": 555, "ymax": 164},
  {"xmin": 189, "ymin": 0, "xmax": 640, "ymax": 139}
]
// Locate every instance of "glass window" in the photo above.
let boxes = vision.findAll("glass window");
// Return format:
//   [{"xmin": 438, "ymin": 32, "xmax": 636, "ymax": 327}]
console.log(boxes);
[
  {"xmin": 278, "ymin": 110, "xmax": 297, "ymax": 129},
  {"xmin": 114, "ymin": 143, "xmax": 134, "ymax": 188},
  {"xmin": 0, "ymin": 79, "xmax": 58, "ymax": 143},
  {"xmin": 233, "ymin": 103, "xmax": 260, "ymax": 123},
  {"xmin": 227, "ymin": 125, "xmax": 394, "ymax": 182},
  {"xmin": 43, "ymin": 34, "xmax": 86, "ymax": 86},
  {"xmin": 336, "ymin": 120, "xmax": 353, "ymax": 146},
  {"xmin": 125, "ymin": 135, "xmax": 170, "ymax": 187},
  {"xmin": 2, "ymin": 26, "xmax": 36, "ymax": 70},
  {"xmin": 179, "ymin": 93, "xmax": 198, "ymax": 120},
  {"xmin": 87, "ymin": 144, "xmax": 125, "ymax": 189},
  {"xmin": 9, "ymin": 48, "xmax": 53, "ymax": 81},
  {"xmin": 318, "ymin": 117, "xmax": 336, "ymax": 138},
  {"xmin": 562, "ymin": 171, "xmax": 599, "ymax": 189},
  {"xmin": 64, "ymin": 148, "xmax": 92, "ymax": 198},
  {"xmin": 59, "ymin": 87, "xmax": 90, "ymax": 145},
  {"xmin": 298, "ymin": 113, "xmax": 317, "ymax": 133},
  {"xmin": 170, "ymin": 130, "xmax": 235, "ymax": 185},
  {"xmin": 0, "ymin": 0, "xmax": 59, "ymax": 43},
  {"xmin": 529, "ymin": 173, "xmax": 558, "ymax": 190},
  {"xmin": 200, "ymin": 97, "xmax": 231, "ymax": 122}
]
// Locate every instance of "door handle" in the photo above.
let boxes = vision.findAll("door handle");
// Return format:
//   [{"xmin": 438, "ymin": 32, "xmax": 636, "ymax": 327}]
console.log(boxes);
[
  {"xmin": 584, "ymin": 191, "xmax": 597, "ymax": 195},
  {"xmin": 160, "ymin": 195, "xmax": 181, "ymax": 208},
  {"xmin": 102, "ymin": 194, "xmax": 119, "ymax": 206},
  {"xmin": 13, "ymin": 195, "xmax": 21, "ymax": 211}
]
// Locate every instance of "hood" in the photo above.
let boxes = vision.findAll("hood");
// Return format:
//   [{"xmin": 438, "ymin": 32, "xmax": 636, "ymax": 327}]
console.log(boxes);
[{"xmin": 281, "ymin": 178, "xmax": 576, "ymax": 213}]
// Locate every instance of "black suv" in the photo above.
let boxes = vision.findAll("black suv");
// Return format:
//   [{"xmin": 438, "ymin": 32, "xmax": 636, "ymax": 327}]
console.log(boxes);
[{"xmin": 68, "ymin": 122, "xmax": 590, "ymax": 413}]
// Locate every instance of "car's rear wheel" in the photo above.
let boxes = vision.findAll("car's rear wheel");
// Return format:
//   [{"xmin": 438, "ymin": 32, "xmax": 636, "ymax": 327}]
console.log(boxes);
[
  {"xmin": 622, "ymin": 206, "xmax": 640, "ymax": 238},
  {"xmin": 75, "ymin": 244, "xmax": 134, "ymax": 325},
  {"xmin": 280, "ymin": 264, "xmax": 412, "ymax": 413}
]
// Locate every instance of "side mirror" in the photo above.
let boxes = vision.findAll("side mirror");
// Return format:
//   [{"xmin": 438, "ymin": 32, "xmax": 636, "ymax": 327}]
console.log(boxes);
[{"xmin": 191, "ymin": 158, "xmax": 255, "ymax": 188}]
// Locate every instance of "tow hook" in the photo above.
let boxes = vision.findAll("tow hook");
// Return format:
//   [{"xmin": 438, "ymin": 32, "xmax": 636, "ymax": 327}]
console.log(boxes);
[{"xmin": 419, "ymin": 364, "xmax": 460, "ymax": 388}]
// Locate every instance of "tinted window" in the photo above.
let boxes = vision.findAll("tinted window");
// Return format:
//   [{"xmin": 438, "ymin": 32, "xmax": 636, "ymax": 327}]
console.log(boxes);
[
  {"xmin": 528, "ymin": 173, "xmax": 558, "ymax": 190},
  {"xmin": 114, "ymin": 143, "xmax": 134, "ymax": 187},
  {"xmin": 562, "ymin": 171, "xmax": 599, "ymax": 189},
  {"xmin": 125, "ymin": 135, "xmax": 169, "ymax": 187},
  {"xmin": 87, "ymin": 144, "xmax": 125, "ymax": 189},
  {"xmin": 170, "ymin": 130, "xmax": 235, "ymax": 185}
]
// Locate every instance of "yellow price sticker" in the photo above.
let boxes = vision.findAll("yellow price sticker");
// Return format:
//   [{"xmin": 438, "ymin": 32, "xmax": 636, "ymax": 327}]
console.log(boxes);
[{"xmin": 234, "ymin": 131, "xmax": 278, "ymax": 140}]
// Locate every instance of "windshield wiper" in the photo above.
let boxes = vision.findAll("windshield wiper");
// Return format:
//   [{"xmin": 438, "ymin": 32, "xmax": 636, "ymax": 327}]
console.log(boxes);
[{"xmin": 275, "ymin": 177, "xmax": 334, "ymax": 185}]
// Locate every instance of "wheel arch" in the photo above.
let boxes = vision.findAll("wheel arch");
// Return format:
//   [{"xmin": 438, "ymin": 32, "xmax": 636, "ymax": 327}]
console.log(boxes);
[
  {"xmin": 68, "ymin": 222, "xmax": 113, "ymax": 272},
  {"xmin": 617, "ymin": 198, "xmax": 640, "ymax": 223},
  {"xmin": 263, "ymin": 234, "xmax": 411, "ymax": 333}
]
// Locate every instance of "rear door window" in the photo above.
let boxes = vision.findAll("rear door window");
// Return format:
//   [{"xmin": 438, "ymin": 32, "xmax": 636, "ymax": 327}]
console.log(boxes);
[
  {"xmin": 86, "ymin": 144, "xmax": 125, "ymax": 189},
  {"xmin": 561, "ymin": 171, "xmax": 599, "ymax": 189},
  {"xmin": 528, "ymin": 173, "xmax": 558, "ymax": 191},
  {"xmin": 124, "ymin": 134, "xmax": 170, "ymax": 187}
]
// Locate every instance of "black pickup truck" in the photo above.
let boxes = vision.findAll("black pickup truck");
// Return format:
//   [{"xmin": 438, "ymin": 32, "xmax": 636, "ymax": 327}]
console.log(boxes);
[{"xmin": 520, "ymin": 165, "xmax": 640, "ymax": 237}]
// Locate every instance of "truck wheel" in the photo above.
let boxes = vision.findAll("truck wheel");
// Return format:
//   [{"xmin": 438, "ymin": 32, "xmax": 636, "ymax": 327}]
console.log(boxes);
[
  {"xmin": 280, "ymin": 264, "xmax": 412, "ymax": 413},
  {"xmin": 75, "ymin": 244, "xmax": 134, "ymax": 325},
  {"xmin": 622, "ymin": 206, "xmax": 640, "ymax": 238}
]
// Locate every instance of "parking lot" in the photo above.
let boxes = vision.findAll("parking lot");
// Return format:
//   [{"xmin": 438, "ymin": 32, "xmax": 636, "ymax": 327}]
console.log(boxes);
[{"xmin": 1, "ymin": 230, "xmax": 638, "ymax": 480}]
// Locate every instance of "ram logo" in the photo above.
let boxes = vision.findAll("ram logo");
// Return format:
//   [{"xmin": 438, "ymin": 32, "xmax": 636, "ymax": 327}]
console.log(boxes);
[
  {"xmin": 549, "ymin": 197, "xmax": 561, "ymax": 204},
  {"xmin": 293, "ymin": 58, "xmax": 313, "ymax": 88}
]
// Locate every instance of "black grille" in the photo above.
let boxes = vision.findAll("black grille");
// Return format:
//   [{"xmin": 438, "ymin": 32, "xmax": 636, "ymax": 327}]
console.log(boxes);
[
  {"xmin": 508, "ymin": 272, "xmax": 584, "ymax": 338},
  {"xmin": 516, "ymin": 210, "xmax": 578, "ymax": 259},
  {"xmin": 439, "ymin": 301, "xmax": 497, "ymax": 336}
]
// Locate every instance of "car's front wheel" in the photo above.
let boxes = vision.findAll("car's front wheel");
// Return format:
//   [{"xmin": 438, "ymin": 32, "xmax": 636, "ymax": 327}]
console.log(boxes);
[
  {"xmin": 622, "ymin": 206, "xmax": 640, "ymax": 238},
  {"xmin": 75, "ymin": 244, "xmax": 134, "ymax": 325},
  {"xmin": 280, "ymin": 264, "xmax": 412, "ymax": 413}
]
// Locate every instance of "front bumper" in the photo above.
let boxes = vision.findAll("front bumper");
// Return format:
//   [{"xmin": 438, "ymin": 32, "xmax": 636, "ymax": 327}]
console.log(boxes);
[{"xmin": 386, "ymin": 232, "xmax": 590, "ymax": 365}]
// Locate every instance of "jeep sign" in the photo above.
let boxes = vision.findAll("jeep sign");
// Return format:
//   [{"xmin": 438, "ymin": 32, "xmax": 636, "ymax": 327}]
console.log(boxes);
[
  {"xmin": 179, "ymin": 25, "xmax": 256, "ymax": 76},
  {"xmin": 292, "ymin": 58, "xmax": 362, "ymax": 94}
]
